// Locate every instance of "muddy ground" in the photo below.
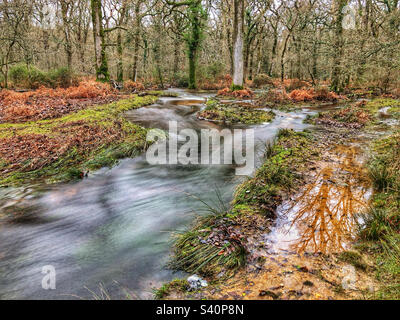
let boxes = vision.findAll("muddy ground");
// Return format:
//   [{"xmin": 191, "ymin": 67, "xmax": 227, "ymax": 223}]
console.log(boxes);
[{"xmin": 161, "ymin": 99, "xmax": 400, "ymax": 300}]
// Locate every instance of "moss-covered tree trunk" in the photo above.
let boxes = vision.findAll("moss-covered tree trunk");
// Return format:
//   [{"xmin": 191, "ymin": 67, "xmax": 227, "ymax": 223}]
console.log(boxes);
[
  {"xmin": 186, "ymin": 1, "xmax": 205, "ymax": 90},
  {"xmin": 117, "ymin": 31, "xmax": 123, "ymax": 82},
  {"xmin": 232, "ymin": 0, "xmax": 244, "ymax": 90},
  {"xmin": 132, "ymin": 1, "xmax": 141, "ymax": 82},
  {"xmin": 331, "ymin": 0, "xmax": 347, "ymax": 93},
  {"xmin": 91, "ymin": 0, "xmax": 109, "ymax": 82},
  {"xmin": 60, "ymin": 0, "xmax": 73, "ymax": 69}
]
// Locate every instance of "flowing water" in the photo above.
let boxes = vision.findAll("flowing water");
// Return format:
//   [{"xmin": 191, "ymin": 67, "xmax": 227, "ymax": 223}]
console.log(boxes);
[{"xmin": 0, "ymin": 89, "xmax": 315, "ymax": 299}]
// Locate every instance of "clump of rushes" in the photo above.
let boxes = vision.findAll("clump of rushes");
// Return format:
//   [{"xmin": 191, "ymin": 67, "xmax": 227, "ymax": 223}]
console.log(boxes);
[
  {"xmin": 197, "ymin": 99, "xmax": 275, "ymax": 124},
  {"xmin": 153, "ymin": 279, "xmax": 190, "ymax": 300},
  {"xmin": 169, "ymin": 130, "xmax": 318, "ymax": 278},
  {"xmin": 0, "ymin": 95, "xmax": 158, "ymax": 186},
  {"xmin": 358, "ymin": 131, "xmax": 400, "ymax": 299},
  {"xmin": 169, "ymin": 206, "xmax": 248, "ymax": 278}
]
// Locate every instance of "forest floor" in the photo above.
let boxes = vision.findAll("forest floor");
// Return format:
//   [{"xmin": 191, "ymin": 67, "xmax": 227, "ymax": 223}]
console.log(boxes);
[
  {"xmin": 0, "ymin": 83, "xmax": 176, "ymax": 186},
  {"xmin": 158, "ymin": 96, "xmax": 400, "ymax": 300}
]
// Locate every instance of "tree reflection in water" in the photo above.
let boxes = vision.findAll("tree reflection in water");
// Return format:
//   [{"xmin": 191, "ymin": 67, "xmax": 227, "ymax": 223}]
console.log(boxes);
[{"xmin": 272, "ymin": 145, "xmax": 371, "ymax": 254}]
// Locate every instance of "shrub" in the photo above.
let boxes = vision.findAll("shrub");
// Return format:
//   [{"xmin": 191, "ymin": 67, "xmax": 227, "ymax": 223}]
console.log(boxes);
[
  {"xmin": 199, "ymin": 74, "xmax": 232, "ymax": 90},
  {"xmin": 288, "ymin": 89, "xmax": 314, "ymax": 102},
  {"xmin": 9, "ymin": 64, "xmax": 78, "ymax": 89},
  {"xmin": 391, "ymin": 88, "xmax": 400, "ymax": 99},
  {"xmin": 9, "ymin": 64, "xmax": 48, "ymax": 89},
  {"xmin": 48, "ymin": 67, "xmax": 77, "ymax": 88},
  {"xmin": 217, "ymin": 87, "xmax": 253, "ymax": 98},
  {"xmin": 123, "ymin": 80, "xmax": 145, "ymax": 92},
  {"xmin": 258, "ymin": 88, "xmax": 290, "ymax": 104},
  {"xmin": 288, "ymin": 88, "xmax": 340, "ymax": 102},
  {"xmin": 252, "ymin": 74, "xmax": 273, "ymax": 88},
  {"xmin": 283, "ymin": 78, "xmax": 311, "ymax": 91},
  {"xmin": 173, "ymin": 72, "xmax": 189, "ymax": 88},
  {"xmin": 313, "ymin": 87, "xmax": 340, "ymax": 101}
]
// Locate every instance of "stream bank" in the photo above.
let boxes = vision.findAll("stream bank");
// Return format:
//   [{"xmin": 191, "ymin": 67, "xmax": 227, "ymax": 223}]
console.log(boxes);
[{"xmin": 159, "ymin": 97, "xmax": 400, "ymax": 300}]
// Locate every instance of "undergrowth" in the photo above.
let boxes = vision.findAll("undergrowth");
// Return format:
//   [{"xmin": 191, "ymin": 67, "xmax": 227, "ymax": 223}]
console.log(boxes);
[
  {"xmin": 359, "ymin": 131, "xmax": 400, "ymax": 299},
  {"xmin": 0, "ymin": 95, "xmax": 158, "ymax": 186}
]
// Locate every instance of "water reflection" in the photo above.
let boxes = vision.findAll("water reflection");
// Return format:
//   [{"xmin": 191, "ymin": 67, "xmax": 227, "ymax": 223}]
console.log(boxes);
[{"xmin": 269, "ymin": 145, "xmax": 371, "ymax": 254}]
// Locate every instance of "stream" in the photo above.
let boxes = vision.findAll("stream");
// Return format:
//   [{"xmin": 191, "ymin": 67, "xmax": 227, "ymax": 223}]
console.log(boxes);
[{"xmin": 0, "ymin": 89, "xmax": 317, "ymax": 299}]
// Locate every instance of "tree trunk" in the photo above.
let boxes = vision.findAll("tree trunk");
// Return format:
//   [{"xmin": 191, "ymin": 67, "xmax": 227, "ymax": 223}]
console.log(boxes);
[
  {"xmin": 60, "ymin": 1, "xmax": 73, "ymax": 69},
  {"xmin": 91, "ymin": 0, "xmax": 109, "ymax": 81},
  {"xmin": 4, "ymin": 64, "xmax": 9, "ymax": 89},
  {"xmin": 269, "ymin": 26, "xmax": 278, "ymax": 76},
  {"xmin": 186, "ymin": 1, "xmax": 204, "ymax": 90},
  {"xmin": 232, "ymin": 0, "xmax": 244, "ymax": 89},
  {"xmin": 249, "ymin": 42, "xmax": 255, "ymax": 80},
  {"xmin": 331, "ymin": 0, "xmax": 347, "ymax": 93},
  {"xmin": 132, "ymin": 2, "xmax": 141, "ymax": 82},
  {"xmin": 173, "ymin": 37, "xmax": 180, "ymax": 81},
  {"xmin": 117, "ymin": 31, "xmax": 123, "ymax": 82},
  {"xmin": 280, "ymin": 33, "xmax": 290, "ymax": 82}
]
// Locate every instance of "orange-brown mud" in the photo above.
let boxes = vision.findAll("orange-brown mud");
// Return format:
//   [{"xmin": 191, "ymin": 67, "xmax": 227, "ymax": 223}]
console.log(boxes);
[
  {"xmin": 200, "ymin": 141, "xmax": 377, "ymax": 300},
  {"xmin": 169, "ymin": 136, "xmax": 378, "ymax": 300}
]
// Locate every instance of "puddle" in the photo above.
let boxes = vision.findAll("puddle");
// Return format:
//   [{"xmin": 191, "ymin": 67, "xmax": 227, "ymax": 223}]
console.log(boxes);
[{"xmin": 268, "ymin": 144, "xmax": 372, "ymax": 254}]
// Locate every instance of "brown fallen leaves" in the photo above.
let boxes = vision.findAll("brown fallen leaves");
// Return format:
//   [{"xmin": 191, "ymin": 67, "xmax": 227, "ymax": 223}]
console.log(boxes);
[
  {"xmin": 217, "ymin": 87, "xmax": 254, "ymax": 99},
  {"xmin": 0, "ymin": 80, "xmax": 118, "ymax": 123},
  {"xmin": 200, "ymin": 74, "xmax": 233, "ymax": 90},
  {"xmin": 0, "ymin": 121, "xmax": 123, "ymax": 173},
  {"xmin": 316, "ymin": 106, "xmax": 371, "ymax": 129}
]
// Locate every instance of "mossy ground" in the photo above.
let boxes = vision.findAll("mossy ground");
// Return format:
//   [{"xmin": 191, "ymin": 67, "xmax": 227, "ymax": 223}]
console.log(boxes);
[
  {"xmin": 232, "ymin": 129, "xmax": 318, "ymax": 217},
  {"xmin": 197, "ymin": 99, "xmax": 275, "ymax": 124},
  {"xmin": 309, "ymin": 98, "xmax": 400, "ymax": 129},
  {"xmin": 359, "ymin": 131, "xmax": 400, "ymax": 299},
  {"xmin": 0, "ymin": 95, "xmax": 158, "ymax": 186}
]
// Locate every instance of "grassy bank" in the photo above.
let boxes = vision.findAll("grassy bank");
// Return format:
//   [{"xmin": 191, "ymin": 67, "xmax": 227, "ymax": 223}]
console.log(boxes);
[
  {"xmin": 359, "ymin": 131, "xmax": 400, "ymax": 299},
  {"xmin": 0, "ymin": 95, "xmax": 158, "ymax": 186},
  {"xmin": 161, "ymin": 130, "xmax": 319, "ymax": 298},
  {"xmin": 307, "ymin": 98, "xmax": 400, "ymax": 129}
]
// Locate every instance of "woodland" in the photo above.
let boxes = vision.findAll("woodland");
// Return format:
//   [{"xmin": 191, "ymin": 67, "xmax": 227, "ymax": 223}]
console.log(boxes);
[{"xmin": 0, "ymin": 0, "xmax": 400, "ymax": 301}]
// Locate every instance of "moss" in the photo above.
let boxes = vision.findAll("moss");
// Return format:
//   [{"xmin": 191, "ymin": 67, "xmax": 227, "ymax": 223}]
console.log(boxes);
[
  {"xmin": 147, "ymin": 90, "xmax": 179, "ymax": 97},
  {"xmin": 338, "ymin": 251, "xmax": 369, "ymax": 271},
  {"xmin": 233, "ymin": 130, "xmax": 316, "ymax": 217},
  {"xmin": 230, "ymin": 84, "xmax": 244, "ymax": 91},
  {"xmin": 198, "ymin": 99, "xmax": 275, "ymax": 124},
  {"xmin": 0, "ymin": 95, "xmax": 158, "ymax": 186},
  {"xmin": 154, "ymin": 279, "xmax": 190, "ymax": 300},
  {"xmin": 364, "ymin": 98, "xmax": 400, "ymax": 113}
]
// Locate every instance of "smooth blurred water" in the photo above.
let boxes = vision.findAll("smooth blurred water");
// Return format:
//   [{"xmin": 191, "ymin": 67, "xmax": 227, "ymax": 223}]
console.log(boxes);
[{"xmin": 0, "ymin": 89, "xmax": 315, "ymax": 299}]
